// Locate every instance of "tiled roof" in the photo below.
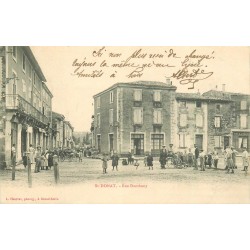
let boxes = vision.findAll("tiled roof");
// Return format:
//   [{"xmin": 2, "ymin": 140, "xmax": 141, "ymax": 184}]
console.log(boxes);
[
  {"xmin": 203, "ymin": 90, "xmax": 250, "ymax": 98},
  {"xmin": 176, "ymin": 92, "xmax": 206, "ymax": 100},
  {"xmin": 93, "ymin": 80, "xmax": 176, "ymax": 97},
  {"xmin": 116, "ymin": 81, "xmax": 174, "ymax": 88}
]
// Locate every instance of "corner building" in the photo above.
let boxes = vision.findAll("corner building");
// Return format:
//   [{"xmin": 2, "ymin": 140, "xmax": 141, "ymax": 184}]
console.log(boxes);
[
  {"xmin": 0, "ymin": 46, "xmax": 53, "ymax": 168},
  {"xmin": 93, "ymin": 81, "xmax": 177, "ymax": 156}
]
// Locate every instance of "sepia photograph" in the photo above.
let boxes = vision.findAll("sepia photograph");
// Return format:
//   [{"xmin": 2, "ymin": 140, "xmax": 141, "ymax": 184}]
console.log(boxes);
[{"xmin": 0, "ymin": 46, "xmax": 250, "ymax": 203}]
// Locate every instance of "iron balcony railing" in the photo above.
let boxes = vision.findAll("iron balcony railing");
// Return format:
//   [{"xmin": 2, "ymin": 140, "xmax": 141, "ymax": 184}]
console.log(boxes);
[{"xmin": 5, "ymin": 94, "xmax": 49, "ymax": 125}]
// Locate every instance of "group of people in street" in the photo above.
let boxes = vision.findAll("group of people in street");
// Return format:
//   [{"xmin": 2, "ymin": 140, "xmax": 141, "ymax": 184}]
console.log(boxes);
[
  {"xmin": 99, "ymin": 144, "xmax": 249, "ymax": 174},
  {"xmin": 21, "ymin": 144, "xmax": 58, "ymax": 173}
]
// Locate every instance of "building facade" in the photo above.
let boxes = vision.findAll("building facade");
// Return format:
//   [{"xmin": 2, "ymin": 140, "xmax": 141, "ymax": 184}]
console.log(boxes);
[
  {"xmin": 52, "ymin": 111, "xmax": 65, "ymax": 148},
  {"xmin": 175, "ymin": 93, "xmax": 208, "ymax": 152},
  {"xmin": 0, "ymin": 46, "xmax": 53, "ymax": 168},
  {"xmin": 93, "ymin": 81, "xmax": 177, "ymax": 156},
  {"xmin": 63, "ymin": 121, "xmax": 74, "ymax": 148},
  {"xmin": 203, "ymin": 90, "xmax": 250, "ymax": 152},
  {"xmin": 93, "ymin": 82, "xmax": 250, "ymax": 156},
  {"xmin": 52, "ymin": 112, "xmax": 75, "ymax": 149}
]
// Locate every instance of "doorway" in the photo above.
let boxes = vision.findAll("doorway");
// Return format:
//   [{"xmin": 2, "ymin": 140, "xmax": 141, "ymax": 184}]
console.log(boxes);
[
  {"xmin": 224, "ymin": 136, "xmax": 230, "ymax": 149},
  {"xmin": 195, "ymin": 134, "xmax": 203, "ymax": 150},
  {"xmin": 21, "ymin": 129, "xmax": 27, "ymax": 155},
  {"xmin": 131, "ymin": 134, "xmax": 144, "ymax": 155}
]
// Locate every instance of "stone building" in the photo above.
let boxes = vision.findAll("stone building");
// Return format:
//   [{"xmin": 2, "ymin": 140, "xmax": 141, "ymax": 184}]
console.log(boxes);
[
  {"xmin": 92, "ymin": 81, "xmax": 250, "ymax": 156},
  {"xmin": 93, "ymin": 81, "xmax": 177, "ymax": 156},
  {"xmin": 175, "ymin": 93, "xmax": 208, "ymax": 152},
  {"xmin": 0, "ymin": 46, "xmax": 53, "ymax": 168},
  {"xmin": 203, "ymin": 89, "xmax": 250, "ymax": 152},
  {"xmin": 63, "ymin": 121, "xmax": 74, "ymax": 148},
  {"xmin": 52, "ymin": 111, "xmax": 65, "ymax": 148}
]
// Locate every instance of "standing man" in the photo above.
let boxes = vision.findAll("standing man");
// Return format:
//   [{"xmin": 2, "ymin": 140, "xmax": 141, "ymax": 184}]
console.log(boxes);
[
  {"xmin": 159, "ymin": 145, "xmax": 167, "ymax": 169},
  {"xmin": 11, "ymin": 144, "xmax": 16, "ymax": 168},
  {"xmin": 213, "ymin": 148, "xmax": 219, "ymax": 169},
  {"xmin": 231, "ymin": 146, "xmax": 238, "ymax": 169},
  {"xmin": 34, "ymin": 146, "xmax": 42, "ymax": 173},
  {"xmin": 194, "ymin": 144, "xmax": 200, "ymax": 170},
  {"xmin": 111, "ymin": 151, "xmax": 119, "ymax": 171},
  {"xmin": 242, "ymin": 147, "xmax": 249, "ymax": 172}
]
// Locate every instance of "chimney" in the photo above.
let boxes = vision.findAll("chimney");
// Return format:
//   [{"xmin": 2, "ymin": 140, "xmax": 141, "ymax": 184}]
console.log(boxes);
[
  {"xmin": 222, "ymin": 84, "xmax": 226, "ymax": 92},
  {"xmin": 215, "ymin": 85, "xmax": 218, "ymax": 90},
  {"xmin": 166, "ymin": 77, "xmax": 171, "ymax": 85}
]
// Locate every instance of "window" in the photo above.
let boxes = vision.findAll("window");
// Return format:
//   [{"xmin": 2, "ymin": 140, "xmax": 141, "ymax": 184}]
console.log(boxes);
[
  {"xmin": 241, "ymin": 100, "xmax": 247, "ymax": 110},
  {"xmin": 134, "ymin": 89, "xmax": 142, "ymax": 101},
  {"xmin": 133, "ymin": 108, "xmax": 143, "ymax": 124},
  {"xmin": 29, "ymin": 86, "xmax": 32, "ymax": 99},
  {"xmin": 96, "ymin": 113, "xmax": 100, "ymax": 128},
  {"xmin": 110, "ymin": 91, "xmax": 114, "ymax": 103},
  {"xmin": 216, "ymin": 104, "xmax": 221, "ymax": 112},
  {"xmin": 153, "ymin": 91, "xmax": 161, "ymax": 102},
  {"xmin": 29, "ymin": 64, "xmax": 32, "ymax": 79},
  {"xmin": 214, "ymin": 136, "xmax": 222, "ymax": 147},
  {"xmin": 180, "ymin": 113, "xmax": 187, "ymax": 127},
  {"xmin": 180, "ymin": 101, "xmax": 186, "ymax": 107},
  {"xmin": 33, "ymin": 72, "xmax": 36, "ymax": 85},
  {"xmin": 97, "ymin": 96, "xmax": 100, "ymax": 108},
  {"xmin": 22, "ymin": 53, "xmax": 26, "ymax": 73},
  {"xmin": 214, "ymin": 116, "xmax": 221, "ymax": 128},
  {"xmin": 196, "ymin": 114, "xmax": 203, "ymax": 127},
  {"xmin": 196, "ymin": 101, "xmax": 202, "ymax": 108},
  {"xmin": 153, "ymin": 109, "xmax": 162, "ymax": 124},
  {"xmin": 179, "ymin": 133, "xmax": 186, "ymax": 148},
  {"xmin": 151, "ymin": 134, "xmax": 164, "ymax": 150},
  {"xmin": 22, "ymin": 79, "xmax": 26, "ymax": 92},
  {"xmin": 239, "ymin": 137, "xmax": 248, "ymax": 149},
  {"xmin": 240, "ymin": 114, "xmax": 247, "ymax": 128},
  {"xmin": 12, "ymin": 46, "xmax": 17, "ymax": 61},
  {"xmin": 109, "ymin": 109, "xmax": 113, "ymax": 125}
]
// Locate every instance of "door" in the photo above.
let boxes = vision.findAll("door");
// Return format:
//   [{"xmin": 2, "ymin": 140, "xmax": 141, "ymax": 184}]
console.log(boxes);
[
  {"xmin": 21, "ymin": 129, "xmax": 27, "ymax": 155},
  {"xmin": 224, "ymin": 136, "xmax": 230, "ymax": 149},
  {"xmin": 131, "ymin": 134, "xmax": 144, "ymax": 155},
  {"xmin": 195, "ymin": 134, "xmax": 203, "ymax": 150}
]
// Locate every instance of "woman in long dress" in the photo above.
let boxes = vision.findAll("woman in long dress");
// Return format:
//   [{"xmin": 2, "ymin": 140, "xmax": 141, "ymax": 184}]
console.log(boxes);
[{"xmin": 29, "ymin": 144, "xmax": 35, "ymax": 164}]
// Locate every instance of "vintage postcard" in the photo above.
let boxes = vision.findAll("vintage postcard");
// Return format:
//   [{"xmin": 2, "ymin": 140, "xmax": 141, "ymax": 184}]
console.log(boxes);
[{"xmin": 0, "ymin": 46, "xmax": 250, "ymax": 204}]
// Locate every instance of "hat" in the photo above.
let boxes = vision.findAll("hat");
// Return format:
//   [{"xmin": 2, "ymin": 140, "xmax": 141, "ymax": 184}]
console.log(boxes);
[
  {"xmin": 37, "ymin": 145, "xmax": 41, "ymax": 148},
  {"xmin": 162, "ymin": 145, "xmax": 166, "ymax": 147}
]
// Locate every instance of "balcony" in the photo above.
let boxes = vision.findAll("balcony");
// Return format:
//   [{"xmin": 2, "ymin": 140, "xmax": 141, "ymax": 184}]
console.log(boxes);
[{"xmin": 5, "ymin": 94, "xmax": 49, "ymax": 125}]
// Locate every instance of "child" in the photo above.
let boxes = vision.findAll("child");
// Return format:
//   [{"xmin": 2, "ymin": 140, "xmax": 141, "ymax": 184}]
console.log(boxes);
[
  {"xmin": 134, "ymin": 159, "xmax": 139, "ymax": 170},
  {"xmin": 79, "ymin": 150, "xmax": 83, "ymax": 162},
  {"xmin": 206, "ymin": 152, "xmax": 212, "ymax": 169},
  {"xmin": 199, "ymin": 150, "xmax": 205, "ymax": 171},
  {"xmin": 147, "ymin": 153, "xmax": 153, "ymax": 170},
  {"xmin": 102, "ymin": 153, "xmax": 109, "ymax": 174}
]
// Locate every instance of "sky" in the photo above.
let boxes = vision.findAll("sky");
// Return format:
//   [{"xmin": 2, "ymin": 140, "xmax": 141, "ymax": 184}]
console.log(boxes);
[{"xmin": 31, "ymin": 46, "xmax": 250, "ymax": 132}]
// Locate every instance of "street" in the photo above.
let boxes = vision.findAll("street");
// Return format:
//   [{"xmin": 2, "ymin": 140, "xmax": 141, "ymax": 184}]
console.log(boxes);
[{"xmin": 0, "ymin": 156, "xmax": 249, "ymax": 188}]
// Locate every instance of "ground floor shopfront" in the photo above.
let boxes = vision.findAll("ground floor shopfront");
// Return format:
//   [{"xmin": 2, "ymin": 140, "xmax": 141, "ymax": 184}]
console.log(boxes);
[{"xmin": 0, "ymin": 112, "xmax": 52, "ymax": 169}]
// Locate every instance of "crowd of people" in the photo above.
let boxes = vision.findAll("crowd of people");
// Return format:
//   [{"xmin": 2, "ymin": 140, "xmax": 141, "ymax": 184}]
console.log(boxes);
[
  {"xmin": 100, "ymin": 144, "xmax": 249, "ymax": 174},
  {"xmin": 11, "ymin": 142, "xmax": 249, "ymax": 176}
]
